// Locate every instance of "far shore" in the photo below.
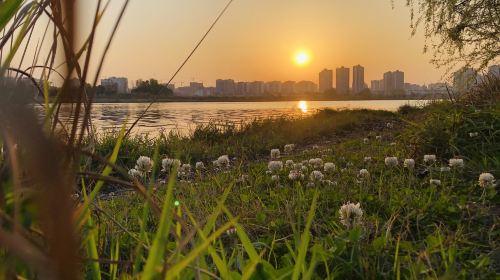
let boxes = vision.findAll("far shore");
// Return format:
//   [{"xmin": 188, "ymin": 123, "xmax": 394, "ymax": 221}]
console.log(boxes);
[{"xmin": 38, "ymin": 95, "xmax": 438, "ymax": 103}]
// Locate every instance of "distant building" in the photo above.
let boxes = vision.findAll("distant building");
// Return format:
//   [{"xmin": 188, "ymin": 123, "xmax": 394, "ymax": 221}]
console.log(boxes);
[
  {"xmin": 235, "ymin": 82, "xmax": 249, "ymax": 95},
  {"xmin": 393, "ymin": 70, "xmax": 404, "ymax": 90},
  {"xmin": 318, "ymin": 69, "xmax": 333, "ymax": 93},
  {"xmin": 248, "ymin": 81, "xmax": 265, "ymax": 96},
  {"xmin": 336, "ymin": 66, "xmax": 350, "ymax": 94},
  {"xmin": 295, "ymin": 81, "xmax": 317, "ymax": 93},
  {"xmin": 352, "ymin": 65, "xmax": 365, "ymax": 94},
  {"xmin": 265, "ymin": 81, "xmax": 282, "ymax": 94},
  {"xmin": 428, "ymin": 83, "xmax": 449, "ymax": 95},
  {"xmin": 166, "ymin": 84, "xmax": 175, "ymax": 91},
  {"xmin": 371, "ymin": 80, "xmax": 384, "ymax": 93},
  {"xmin": 383, "ymin": 71, "xmax": 404, "ymax": 93},
  {"xmin": 281, "ymin": 81, "xmax": 296, "ymax": 95},
  {"xmin": 101, "ymin": 77, "xmax": 128, "ymax": 93},
  {"xmin": 215, "ymin": 79, "xmax": 236, "ymax": 95},
  {"xmin": 404, "ymin": 83, "xmax": 427, "ymax": 95},
  {"xmin": 453, "ymin": 68, "xmax": 478, "ymax": 93}
]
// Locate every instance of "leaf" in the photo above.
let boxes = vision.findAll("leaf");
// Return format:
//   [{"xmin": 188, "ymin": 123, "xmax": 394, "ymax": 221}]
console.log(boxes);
[
  {"xmin": 0, "ymin": 0, "xmax": 23, "ymax": 31},
  {"xmin": 291, "ymin": 190, "xmax": 319, "ymax": 280},
  {"xmin": 141, "ymin": 165, "xmax": 178, "ymax": 279}
]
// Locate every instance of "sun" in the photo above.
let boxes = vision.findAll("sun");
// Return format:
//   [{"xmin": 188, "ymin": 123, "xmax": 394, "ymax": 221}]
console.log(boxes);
[{"xmin": 294, "ymin": 51, "xmax": 310, "ymax": 66}]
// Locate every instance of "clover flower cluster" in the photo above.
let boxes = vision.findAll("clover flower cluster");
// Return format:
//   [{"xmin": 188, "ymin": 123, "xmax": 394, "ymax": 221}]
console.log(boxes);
[
  {"xmin": 339, "ymin": 202, "xmax": 363, "ymax": 229},
  {"xmin": 284, "ymin": 144, "xmax": 295, "ymax": 153}
]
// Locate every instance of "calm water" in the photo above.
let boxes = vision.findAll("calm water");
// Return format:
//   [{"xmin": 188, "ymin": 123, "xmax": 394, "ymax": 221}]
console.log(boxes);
[{"xmin": 60, "ymin": 100, "xmax": 427, "ymax": 136}]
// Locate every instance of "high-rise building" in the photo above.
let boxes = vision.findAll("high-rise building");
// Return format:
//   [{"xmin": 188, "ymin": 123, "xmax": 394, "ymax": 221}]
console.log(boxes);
[
  {"xmin": 235, "ymin": 82, "xmax": 248, "ymax": 95},
  {"xmin": 336, "ymin": 67, "xmax": 350, "ymax": 94},
  {"xmin": 352, "ymin": 65, "xmax": 365, "ymax": 94},
  {"xmin": 393, "ymin": 70, "xmax": 404, "ymax": 90},
  {"xmin": 371, "ymin": 80, "xmax": 384, "ymax": 93},
  {"xmin": 101, "ymin": 77, "xmax": 129, "ymax": 93},
  {"xmin": 318, "ymin": 69, "xmax": 333, "ymax": 93},
  {"xmin": 383, "ymin": 70, "xmax": 404, "ymax": 93},
  {"xmin": 248, "ymin": 81, "xmax": 265, "ymax": 96},
  {"xmin": 453, "ymin": 68, "xmax": 478, "ymax": 92},
  {"xmin": 215, "ymin": 79, "xmax": 235, "ymax": 95}
]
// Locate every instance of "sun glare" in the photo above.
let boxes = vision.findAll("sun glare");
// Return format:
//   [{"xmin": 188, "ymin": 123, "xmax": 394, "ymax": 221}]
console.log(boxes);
[
  {"xmin": 294, "ymin": 51, "xmax": 310, "ymax": 66},
  {"xmin": 298, "ymin": 100, "xmax": 308, "ymax": 113}
]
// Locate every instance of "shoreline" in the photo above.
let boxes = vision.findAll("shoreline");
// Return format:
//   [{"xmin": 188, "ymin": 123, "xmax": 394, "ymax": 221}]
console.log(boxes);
[{"xmin": 38, "ymin": 96, "xmax": 436, "ymax": 103}]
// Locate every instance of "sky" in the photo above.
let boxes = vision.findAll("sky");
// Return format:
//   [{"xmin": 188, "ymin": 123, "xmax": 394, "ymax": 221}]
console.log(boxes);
[{"xmin": 17, "ymin": 0, "xmax": 447, "ymax": 87}]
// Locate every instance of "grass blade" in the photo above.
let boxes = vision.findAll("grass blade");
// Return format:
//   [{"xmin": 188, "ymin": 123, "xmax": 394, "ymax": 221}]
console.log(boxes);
[{"xmin": 291, "ymin": 190, "xmax": 319, "ymax": 280}]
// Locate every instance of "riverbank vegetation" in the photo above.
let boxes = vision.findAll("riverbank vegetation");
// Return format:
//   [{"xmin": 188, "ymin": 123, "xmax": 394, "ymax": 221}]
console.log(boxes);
[{"xmin": 72, "ymin": 101, "xmax": 500, "ymax": 278}]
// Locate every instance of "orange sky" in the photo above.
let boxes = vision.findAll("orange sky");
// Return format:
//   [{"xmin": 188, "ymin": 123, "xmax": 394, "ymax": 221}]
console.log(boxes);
[{"xmin": 16, "ymin": 0, "xmax": 447, "ymax": 87}]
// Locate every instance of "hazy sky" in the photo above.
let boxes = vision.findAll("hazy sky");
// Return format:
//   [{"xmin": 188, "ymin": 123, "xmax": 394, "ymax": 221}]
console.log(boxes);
[{"xmin": 22, "ymin": 0, "xmax": 447, "ymax": 87}]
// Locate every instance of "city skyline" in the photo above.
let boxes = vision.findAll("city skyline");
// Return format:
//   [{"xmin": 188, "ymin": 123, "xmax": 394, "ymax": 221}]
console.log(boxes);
[{"xmin": 13, "ymin": 1, "xmax": 454, "ymax": 87}]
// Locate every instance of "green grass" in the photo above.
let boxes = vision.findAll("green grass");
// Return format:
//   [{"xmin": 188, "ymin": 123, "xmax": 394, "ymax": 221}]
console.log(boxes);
[
  {"xmin": 80, "ymin": 103, "xmax": 498, "ymax": 278},
  {"xmin": 1, "ymin": 103, "xmax": 498, "ymax": 279}
]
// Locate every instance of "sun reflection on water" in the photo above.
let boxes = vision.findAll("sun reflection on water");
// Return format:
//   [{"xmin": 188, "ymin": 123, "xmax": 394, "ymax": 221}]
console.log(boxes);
[{"xmin": 298, "ymin": 101, "xmax": 308, "ymax": 113}]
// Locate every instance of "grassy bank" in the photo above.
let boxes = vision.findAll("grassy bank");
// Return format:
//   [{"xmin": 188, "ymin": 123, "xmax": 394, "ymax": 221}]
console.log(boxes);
[{"xmin": 75, "ymin": 102, "xmax": 499, "ymax": 279}]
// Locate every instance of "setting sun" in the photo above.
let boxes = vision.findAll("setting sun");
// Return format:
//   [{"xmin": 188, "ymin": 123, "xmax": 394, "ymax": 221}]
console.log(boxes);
[{"xmin": 294, "ymin": 51, "xmax": 310, "ymax": 66}]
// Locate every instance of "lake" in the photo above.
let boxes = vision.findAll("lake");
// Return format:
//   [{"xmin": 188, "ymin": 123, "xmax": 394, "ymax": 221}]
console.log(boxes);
[{"xmin": 59, "ymin": 100, "xmax": 428, "ymax": 136}]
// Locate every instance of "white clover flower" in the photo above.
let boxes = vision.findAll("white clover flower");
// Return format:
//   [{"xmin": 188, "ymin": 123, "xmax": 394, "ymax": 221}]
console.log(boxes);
[
  {"xmin": 136, "ymin": 156, "xmax": 153, "ymax": 174},
  {"xmin": 423, "ymin": 154, "xmax": 437, "ymax": 164},
  {"xmin": 478, "ymin": 173, "xmax": 495, "ymax": 188},
  {"xmin": 339, "ymin": 202, "xmax": 363, "ymax": 229},
  {"xmin": 384, "ymin": 157, "xmax": 398, "ymax": 167},
  {"xmin": 301, "ymin": 165, "xmax": 309, "ymax": 173},
  {"xmin": 195, "ymin": 161, "xmax": 205, "ymax": 170},
  {"xmin": 440, "ymin": 166, "xmax": 451, "ymax": 172},
  {"xmin": 324, "ymin": 162, "xmax": 336, "ymax": 173},
  {"xmin": 180, "ymin": 163, "xmax": 191, "ymax": 173},
  {"xmin": 270, "ymin": 149, "xmax": 281, "ymax": 159},
  {"xmin": 359, "ymin": 169, "xmax": 370, "ymax": 178},
  {"xmin": 364, "ymin": 157, "xmax": 372, "ymax": 163},
  {"xmin": 285, "ymin": 160, "xmax": 294, "ymax": 168},
  {"xmin": 449, "ymin": 158, "xmax": 464, "ymax": 168},
  {"xmin": 268, "ymin": 161, "xmax": 283, "ymax": 173},
  {"xmin": 178, "ymin": 164, "xmax": 192, "ymax": 178},
  {"xmin": 312, "ymin": 145, "xmax": 319, "ymax": 150},
  {"xmin": 386, "ymin": 122, "xmax": 394, "ymax": 128},
  {"xmin": 403, "ymin": 159, "xmax": 415, "ymax": 169},
  {"xmin": 162, "ymin": 158, "xmax": 181, "ymax": 172},
  {"xmin": 310, "ymin": 170, "xmax": 324, "ymax": 181},
  {"xmin": 469, "ymin": 132, "xmax": 479, "ymax": 138},
  {"xmin": 288, "ymin": 170, "xmax": 304, "ymax": 181},
  {"xmin": 430, "ymin": 179, "xmax": 441, "ymax": 185},
  {"xmin": 128, "ymin": 168, "xmax": 142, "ymax": 178},
  {"xmin": 363, "ymin": 138, "xmax": 369, "ymax": 144},
  {"xmin": 309, "ymin": 158, "xmax": 324, "ymax": 169},
  {"xmin": 322, "ymin": 179, "xmax": 335, "ymax": 186},
  {"xmin": 284, "ymin": 144, "xmax": 295, "ymax": 153},
  {"xmin": 376, "ymin": 135, "xmax": 382, "ymax": 140},
  {"xmin": 214, "ymin": 155, "xmax": 230, "ymax": 168},
  {"xmin": 271, "ymin": 175, "xmax": 279, "ymax": 182}
]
